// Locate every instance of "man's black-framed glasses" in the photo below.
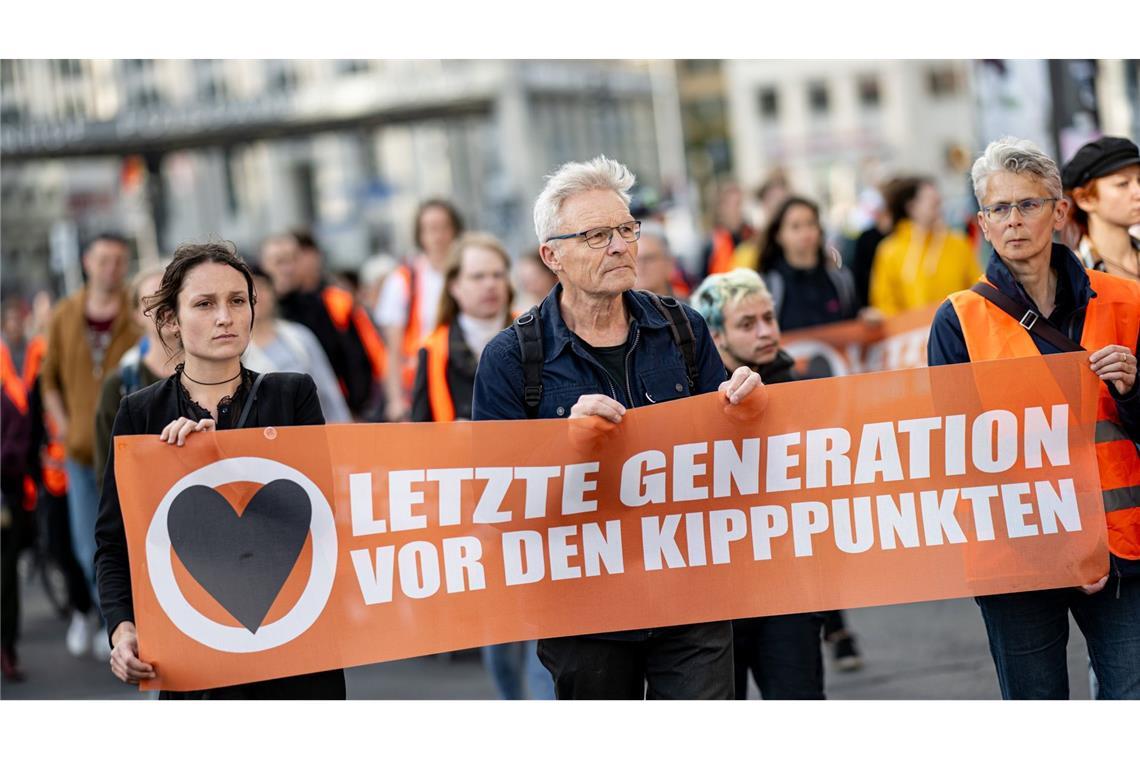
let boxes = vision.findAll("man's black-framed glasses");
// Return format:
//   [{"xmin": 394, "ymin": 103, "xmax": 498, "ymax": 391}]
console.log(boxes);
[
  {"xmin": 980, "ymin": 197, "xmax": 1059, "ymax": 223},
  {"xmin": 545, "ymin": 220, "xmax": 642, "ymax": 249}
]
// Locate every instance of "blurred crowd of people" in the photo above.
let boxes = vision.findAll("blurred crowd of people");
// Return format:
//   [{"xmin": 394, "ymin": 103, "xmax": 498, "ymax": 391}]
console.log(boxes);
[{"xmin": 1, "ymin": 132, "xmax": 1137, "ymax": 698}]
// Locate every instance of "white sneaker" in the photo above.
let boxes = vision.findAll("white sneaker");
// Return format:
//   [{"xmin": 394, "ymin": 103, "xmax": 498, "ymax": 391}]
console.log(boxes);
[
  {"xmin": 66, "ymin": 611, "xmax": 92, "ymax": 657},
  {"xmin": 92, "ymin": 627, "xmax": 112, "ymax": 661}
]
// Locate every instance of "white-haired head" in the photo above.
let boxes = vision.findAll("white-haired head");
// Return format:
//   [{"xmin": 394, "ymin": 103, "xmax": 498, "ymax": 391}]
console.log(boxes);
[
  {"xmin": 971, "ymin": 137, "xmax": 1062, "ymax": 205},
  {"xmin": 533, "ymin": 156, "xmax": 636, "ymax": 244}
]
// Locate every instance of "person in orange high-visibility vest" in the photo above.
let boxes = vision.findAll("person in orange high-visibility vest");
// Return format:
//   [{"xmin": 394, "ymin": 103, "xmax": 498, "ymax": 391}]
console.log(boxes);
[
  {"xmin": 411, "ymin": 233, "xmax": 513, "ymax": 423},
  {"xmin": 701, "ymin": 181, "xmax": 756, "ymax": 277},
  {"xmin": 377, "ymin": 199, "xmax": 464, "ymax": 421},
  {"xmin": 929, "ymin": 137, "xmax": 1140, "ymax": 700}
]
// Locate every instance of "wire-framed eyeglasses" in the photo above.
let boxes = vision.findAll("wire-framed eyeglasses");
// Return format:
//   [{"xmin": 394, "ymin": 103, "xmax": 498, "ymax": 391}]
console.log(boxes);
[
  {"xmin": 980, "ymin": 197, "xmax": 1059, "ymax": 223},
  {"xmin": 544, "ymin": 220, "xmax": 642, "ymax": 249}
]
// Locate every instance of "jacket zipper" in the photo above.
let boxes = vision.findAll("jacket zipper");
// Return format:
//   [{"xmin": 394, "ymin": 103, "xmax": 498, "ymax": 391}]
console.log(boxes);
[{"xmin": 624, "ymin": 327, "xmax": 641, "ymax": 408}]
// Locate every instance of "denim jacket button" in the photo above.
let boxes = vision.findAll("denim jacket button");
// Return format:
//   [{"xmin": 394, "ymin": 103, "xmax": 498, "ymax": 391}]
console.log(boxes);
[
  {"xmin": 556, "ymin": 406, "xmax": 565, "ymax": 416},
  {"xmin": 675, "ymin": 383, "xmax": 683, "ymax": 393}
]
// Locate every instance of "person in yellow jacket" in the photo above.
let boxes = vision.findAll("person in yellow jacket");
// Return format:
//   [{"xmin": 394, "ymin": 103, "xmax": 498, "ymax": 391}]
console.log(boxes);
[
  {"xmin": 928, "ymin": 137, "xmax": 1140, "ymax": 700},
  {"xmin": 870, "ymin": 177, "xmax": 981, "ymax": 316}
]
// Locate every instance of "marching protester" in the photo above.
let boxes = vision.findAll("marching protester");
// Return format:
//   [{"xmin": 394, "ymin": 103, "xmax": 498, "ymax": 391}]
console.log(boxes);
[
  {"xmin": 41, "ymin": 233, "xmax": 141, "ymax": 660},
  {"xmin": 242, "ymin": 266, "xmax": 351, "ymax": 424},
  {"xmin": 691, "ymin": 268, "xmax": 864, "ymax": 696},
  {"xmin": 752, "ymin": 196, "xmax": 859, "ymax": 331},
  {"xmin": 1061, "ymin": 135, "xmax": 1140, "ymax": 282},
  {"xmin": 411, "ymin": 233, "xmax": 513, "ymax": 424},
  {"xmin": 259, "ymin": 231, "xmax": 384, "ymax": 419},
  {"xmin": 94, "ymin": 241, "xmax": 346, "ymax": 698},
  {"xmin": 928, "ymin": 136, "xmax": 1140, "ymax": 699},
  {"xmin": 1, "ymin": 316, "xmax": 34, "ymax": 681},
  {"xmin": 701, "ymin": 180, "xmax": 755, "ymax": 277},
  {"xmin": 472, "ymin": 155, "xmax": 762, "ymax": 699},
  {"xmin": 634, "ymin": 221, "xmax": 685, "ymax": 300},
  {"xmin": 870, "ymin": 177, "xmax": 981, "ymax": 316},
  {"xmin": 377, "ymin": 199, "xmax": 464, "ymax": 421},
  {"xmin": 513, "ymin": 249, "xmax": 559, "ymax": 313},
  {"xmin": 691, "ymin": 268, "xmax": 826, "ymax": 698},
  {"xmin": 408, "ymin": 232, "xmax": 551, "ymax": 699},
  {"xmin": 92, "ymin": 266, "xmax": 175, "ymax": 493}
]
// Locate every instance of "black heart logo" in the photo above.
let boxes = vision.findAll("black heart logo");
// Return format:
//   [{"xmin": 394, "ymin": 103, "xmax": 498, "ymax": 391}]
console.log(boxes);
[{"xmin": 168, "ymin": 479, "xmax": 312, "ymax": 633}]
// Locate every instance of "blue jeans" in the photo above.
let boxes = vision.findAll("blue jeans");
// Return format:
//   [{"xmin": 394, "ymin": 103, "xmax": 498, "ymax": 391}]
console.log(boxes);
[
  {"xmin": 481, "ymin": 641, "xmax": 554, "ymax": 700},
  {"xmin": 63, "ymin": 459, "xmax": 100, "ymax": 612},
  {"xmin": 976, "ymin": 574, "xmax": 1140, "ymax": 699}
]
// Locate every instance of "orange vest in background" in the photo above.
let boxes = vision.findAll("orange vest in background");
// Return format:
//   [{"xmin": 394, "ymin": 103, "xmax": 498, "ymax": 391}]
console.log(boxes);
[
  {"xmin": 707, "ymin": 229, "xmax": 737, "ymax": 275},
  {"xmin": 321, "ymin": 286, "xmax": 387, "ymax": 380},
  {"xmin": 395, "ymin": 265, "xmax": 421, "ymax": 393},
  {"xmin": 948, "ymin": 269, "xmax": 1140, "ymax": 560},
  {"xmin": 422, "ymin": 324, "xmax": 455, "ymax": 423}
]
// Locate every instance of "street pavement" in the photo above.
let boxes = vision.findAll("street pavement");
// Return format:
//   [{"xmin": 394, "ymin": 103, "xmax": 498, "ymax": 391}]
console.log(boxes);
[{"xmin": 2, "ymin": 571, "xmax": 1093, "ymax": 700}]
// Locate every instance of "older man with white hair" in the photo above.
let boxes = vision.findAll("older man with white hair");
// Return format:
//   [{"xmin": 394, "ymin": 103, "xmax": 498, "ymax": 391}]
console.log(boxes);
[
  {"xmin": 473, "ymin": 156, "xmax": 761, "ymax": 699},
  {"xmin": 929, "ymin": 136, "xmax": 1140, "ymax": 699}
]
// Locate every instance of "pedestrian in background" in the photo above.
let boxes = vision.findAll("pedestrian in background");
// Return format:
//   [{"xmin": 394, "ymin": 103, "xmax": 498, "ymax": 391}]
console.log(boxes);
[
  {"xmin": 377, "ymin": 199, "xmax": 464, "ymax": 420},
  {"xmin": 1062, "ymin": 135, "xmax": 1140, "ymax": 282},
  {"xmin": 40, "ymin": 233, "xmax": 141, "ymax": 660},
  {"xmin": 870, "ymin": 177, "xmax": 981, "ymax": 316}
]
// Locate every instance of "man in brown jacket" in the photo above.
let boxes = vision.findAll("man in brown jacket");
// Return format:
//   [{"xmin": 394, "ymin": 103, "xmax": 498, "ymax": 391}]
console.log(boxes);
[{"xmin": 41, "ymin": 233, "xmax": 140, "ymax": 658}]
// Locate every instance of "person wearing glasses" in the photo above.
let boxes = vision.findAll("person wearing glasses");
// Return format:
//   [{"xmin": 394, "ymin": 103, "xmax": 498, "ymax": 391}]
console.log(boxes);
[
  {"xmin": 472, "ymin": 156, "xmax": 762, "ymax": 699},
  {"xmin": 928, "ymin": 137, "xmax": 1140, "ymax": 699}
]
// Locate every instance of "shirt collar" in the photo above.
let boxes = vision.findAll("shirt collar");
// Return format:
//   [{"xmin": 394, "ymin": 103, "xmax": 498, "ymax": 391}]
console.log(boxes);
[
  {"xmin": 984, "ymin": 242, "xmax": 1096, "ymax": 310},
  {"xmin": 537, "ymin": 283, "xmax": 672, "ymax": 364}
]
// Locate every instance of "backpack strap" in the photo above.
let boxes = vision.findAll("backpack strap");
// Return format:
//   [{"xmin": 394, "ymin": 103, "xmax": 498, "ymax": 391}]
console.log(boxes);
[
  {"xmin": 643, "ymin": 291, "xmax": 700, "ymax": 391},
  {"xmin": 969, "ymin": 282, "xmax": 1085, "ymax": 353},
  {"xmin": 512, "ymin": 307, "xmax": 544, "ymax": 419}
]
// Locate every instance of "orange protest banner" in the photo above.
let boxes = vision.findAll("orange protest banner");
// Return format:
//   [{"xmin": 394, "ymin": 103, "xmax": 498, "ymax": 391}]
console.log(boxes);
[
  {"xmin": 783, "ymin": 305, "xmax": 939, "ymax": 376},
  {"xmin": 114, "ymin": 352, "xmax": 1108, "ymax": 692}
]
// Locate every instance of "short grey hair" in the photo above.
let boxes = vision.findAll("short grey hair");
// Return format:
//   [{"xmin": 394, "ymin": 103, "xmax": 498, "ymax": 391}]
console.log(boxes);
[
  {"xmin": 971, "ymin": 137, "xmax": 1062, "ymax": 205},
  {"xmin": 533, "ymin": 155, "xmax": 635, "ymax": 244}
]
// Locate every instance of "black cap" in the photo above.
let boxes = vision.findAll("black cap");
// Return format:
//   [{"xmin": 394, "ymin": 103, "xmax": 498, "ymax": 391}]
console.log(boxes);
[{"xmin": 1061, "ymin": 136, "xmax": 1140, "ymax": 190}]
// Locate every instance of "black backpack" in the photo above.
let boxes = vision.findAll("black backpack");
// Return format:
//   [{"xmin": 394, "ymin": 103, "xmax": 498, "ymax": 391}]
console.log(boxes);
[{"xmin": 512, "ymin": 291, "xmax": 700, "ymax": 419}]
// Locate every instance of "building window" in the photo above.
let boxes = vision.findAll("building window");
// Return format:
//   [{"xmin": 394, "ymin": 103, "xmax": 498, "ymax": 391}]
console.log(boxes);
[
  {"xmin": 680, "ymin": 60, "xmax": 720, "ymax": 75},
  {"xmin": 857, "ymin": 75, "xmax": 881, "ymax": 109},
  {"xmin": 268, "ymin": 63, "xmax": 298, "ymax": 93},
  {"xmin": 808, "ymin": 81, "xmax": 830, "ymax": 116},
  {"xmin": 55, "ymin": 59, "xmax": 83, "ymax": 79},
  {"xmin": 927, "ymin": 66, "xmax": 961, "ymax": 97},
  {"xmin": 757, "ymin": 87, "xmax": 779, "ymax": 120},
  {"xmin": 336, "ymin": 59, "xmax": 370, "ymax": 76}
]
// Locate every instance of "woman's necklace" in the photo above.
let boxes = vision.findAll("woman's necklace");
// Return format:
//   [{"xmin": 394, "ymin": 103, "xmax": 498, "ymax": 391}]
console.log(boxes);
[{"xmin": 182, "ymin": 367, "xmax": 242, "ymax": 386}]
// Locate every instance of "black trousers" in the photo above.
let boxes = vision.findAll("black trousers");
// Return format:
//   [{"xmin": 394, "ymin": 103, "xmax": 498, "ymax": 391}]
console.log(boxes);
[
  {"xmin": 537, "ymin": 621, "xmax": 734, "ymax": 699},
  {"xmin": 1, "ymin": 499, "xmax": 32, "ymax": 651},
  {"xmin": 732, "ymin": 613, "xmax": 825, "ymax": 699},
  {"xmin": 159, "ymin": 668, "xmax": 347, "ymax": 699}
]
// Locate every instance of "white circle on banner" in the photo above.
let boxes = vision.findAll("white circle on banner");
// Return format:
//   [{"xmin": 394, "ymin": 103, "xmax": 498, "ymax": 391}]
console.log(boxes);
[{"xmin": 145, "ymin": 457, "xmax": 337, "ymax": 653}]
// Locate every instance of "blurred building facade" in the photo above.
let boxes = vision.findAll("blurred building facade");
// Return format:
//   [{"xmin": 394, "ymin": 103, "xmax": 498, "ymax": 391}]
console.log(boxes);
[
  {"xmin": 1, "ymin": 59, "xmax": 665, "ymax": 294},
  {"xmin": 725, "ymin": 59, "xmax": 978, "ymax": 232}
]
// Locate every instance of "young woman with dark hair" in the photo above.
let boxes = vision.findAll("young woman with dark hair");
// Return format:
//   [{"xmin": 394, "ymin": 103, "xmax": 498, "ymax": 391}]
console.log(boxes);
[
  {"xmin": 94, "ymin": 241, "xmax": 346, "ymax": 698},
  {"xmin": 756, "ymin": 196, "xmax": 858, "ymax": 331}
]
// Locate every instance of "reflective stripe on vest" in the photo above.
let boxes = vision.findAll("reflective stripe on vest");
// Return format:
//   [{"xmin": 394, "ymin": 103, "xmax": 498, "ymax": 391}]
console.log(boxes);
[
  {"xmin": 423, "ymin": 324, "xmax": 455, "ymax": 423},
  {"xmin": 947, "ymin": 269, "xmax": 1140, "ymax": 559},
  {"xmin": 1, "ymin": 341, "xmax": 28, "ymax": 413}
]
